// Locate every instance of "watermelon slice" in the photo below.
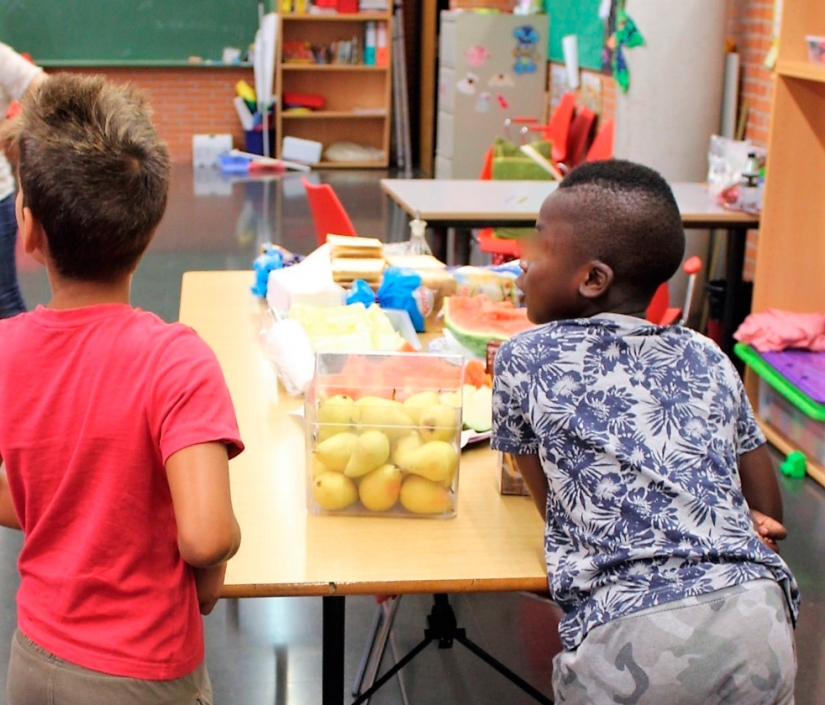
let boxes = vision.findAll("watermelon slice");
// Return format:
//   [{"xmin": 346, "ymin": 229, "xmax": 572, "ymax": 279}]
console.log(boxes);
[{"xmin": 442, "ymin": 295, "xmax": 535, "ymax": 357}]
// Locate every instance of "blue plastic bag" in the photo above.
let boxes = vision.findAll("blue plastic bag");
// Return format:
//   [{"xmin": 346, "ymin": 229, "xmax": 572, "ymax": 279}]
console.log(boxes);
[
  {"xmin": 346, "ymin": 280, "xmax": 376, "ymax": 307},
  {"xmin": 377, "ymin": 268, "xmax": 425, "ymax": 332},
  {"xmin": 250, "ymin": 245, "xmax": 284, "ymax": 298}
]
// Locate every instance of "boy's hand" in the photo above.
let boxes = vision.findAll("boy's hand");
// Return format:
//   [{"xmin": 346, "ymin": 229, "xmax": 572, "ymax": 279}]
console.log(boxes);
[
  {"xmin": 751, "ymin": 509, "xmax": 787, "ymax": 553},
  {"xmin": 193, "ymin": 563, "xmax": 228, "ymax": 615}
]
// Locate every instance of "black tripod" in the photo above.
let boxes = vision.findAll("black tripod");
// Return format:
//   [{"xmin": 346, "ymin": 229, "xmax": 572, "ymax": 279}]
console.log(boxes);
[{"xmin": 351, "ymin": 594, "xmax": 554, "ymax": 705}]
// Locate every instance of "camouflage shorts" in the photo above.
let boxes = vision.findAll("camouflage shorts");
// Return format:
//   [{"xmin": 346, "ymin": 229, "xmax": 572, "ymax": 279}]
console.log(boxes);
[{"xmin": 553, "ymin": 579, "xmax": 796, "ymax": 705}]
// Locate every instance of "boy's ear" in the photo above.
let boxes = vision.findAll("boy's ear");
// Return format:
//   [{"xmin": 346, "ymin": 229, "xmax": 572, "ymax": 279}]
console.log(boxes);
[
  {"xmin": 19, "ymin": 203, "xmax": 48, "ymax": 266},
  {"xmin": 578, "ymin": 260, "xmax": 613, "ymax": 299}
]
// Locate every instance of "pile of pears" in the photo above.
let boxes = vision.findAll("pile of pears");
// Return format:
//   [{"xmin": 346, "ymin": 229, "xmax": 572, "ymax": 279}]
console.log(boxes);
[{"xmin": 309, "ymin": 390, "xmax": 462, "ymax": 516}]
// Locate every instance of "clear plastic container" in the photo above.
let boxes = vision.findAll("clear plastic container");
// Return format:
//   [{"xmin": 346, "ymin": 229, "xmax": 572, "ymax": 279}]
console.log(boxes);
[{"xmin": 305, "ymin": 351, "xmax": 464, "ymax": 518}]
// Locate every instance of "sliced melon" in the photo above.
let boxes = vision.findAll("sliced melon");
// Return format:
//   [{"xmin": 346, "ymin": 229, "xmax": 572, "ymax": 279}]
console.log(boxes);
[{"xmin": 442, "ymin": 295, "xmax": 535, "ymax": 357}]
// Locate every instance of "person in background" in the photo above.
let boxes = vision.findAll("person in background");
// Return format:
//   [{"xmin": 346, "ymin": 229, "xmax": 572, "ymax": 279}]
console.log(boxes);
[
  {"xmin": 0, "ymin": 73, "xmax": 242, "ymax": 705},
  {"xmin": 492, "ymin": 159, "xmax": 798, "ymax": 704},
  {"xmin": 0, "ymin": 42, "xmax": 45, "ymax": 318}
]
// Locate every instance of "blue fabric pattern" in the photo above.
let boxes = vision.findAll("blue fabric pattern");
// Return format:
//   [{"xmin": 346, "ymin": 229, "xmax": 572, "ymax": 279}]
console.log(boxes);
[{"xmin": 491, "ymin": 313, "xmax": 800, "ymax": 651}]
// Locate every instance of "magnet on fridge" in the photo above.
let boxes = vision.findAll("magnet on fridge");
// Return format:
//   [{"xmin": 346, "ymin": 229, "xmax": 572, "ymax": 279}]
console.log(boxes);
[
  {"xmin": 456, "ymin": 73, "xmax": 479, "ymax": 95},
  {"xmin": 465, "ymin": 45, "xmax": 491, "ymax": 67},
  {"xmin": 475, "ymin": 92, "xmax": 492, "ymax": 113},
  {"xmin": 488, "ymin": 73, "xmax": 515, "ymax": 88}
]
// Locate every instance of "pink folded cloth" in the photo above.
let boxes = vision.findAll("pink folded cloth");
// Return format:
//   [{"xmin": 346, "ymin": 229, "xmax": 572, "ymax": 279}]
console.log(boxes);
[{"xmin": 734, "ymin": 309, "xmax": 825, "ymax": 352}]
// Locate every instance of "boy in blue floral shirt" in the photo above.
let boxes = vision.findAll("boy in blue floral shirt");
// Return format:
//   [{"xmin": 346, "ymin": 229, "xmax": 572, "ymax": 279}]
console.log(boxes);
[{"xmin": 492, "ymin": 160, "xmax": 798, "ymax": 704}]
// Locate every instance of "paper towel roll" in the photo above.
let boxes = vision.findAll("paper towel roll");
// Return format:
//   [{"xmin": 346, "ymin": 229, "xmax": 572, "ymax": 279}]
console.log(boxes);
[{"xmin": 562, "ymin": 35, "xmax": 580, "ymax": 90}]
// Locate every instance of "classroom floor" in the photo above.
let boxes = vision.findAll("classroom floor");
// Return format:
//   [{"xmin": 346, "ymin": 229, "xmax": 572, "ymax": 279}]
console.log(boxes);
[{"xmin": 6, "ymin": 165, "xmax": 825, "ymax": 705}]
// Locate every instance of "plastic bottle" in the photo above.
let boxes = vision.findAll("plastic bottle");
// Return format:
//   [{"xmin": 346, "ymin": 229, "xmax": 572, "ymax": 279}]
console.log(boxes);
[{"xmin": 739, "ymin": 151, "xmax": 761, "ymax": 214}]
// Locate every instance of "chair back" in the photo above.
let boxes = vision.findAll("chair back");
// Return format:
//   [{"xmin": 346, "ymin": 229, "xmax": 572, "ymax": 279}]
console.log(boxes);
[
  {"xmin": 565, "ymin": 107, "xmax": 597, "ymax": 169},
  {"xmin": 301, "ymin": 177, "xmax": 358, "ymax": 245},
  {"xmin": 544, "ymin": 92, "xmax": 577, "ymax": 164},
  {"xmin": 585, "ymin": 119, "xmax": 614, "ymax": 162}
]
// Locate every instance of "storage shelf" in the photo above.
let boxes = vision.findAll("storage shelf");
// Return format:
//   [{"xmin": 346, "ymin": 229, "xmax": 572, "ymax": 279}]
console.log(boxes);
[
  {"xmin": 281, "ymin": 64, "xmax": 388, "ymax": 71},
  {"xmin": 282, "ymin": 110, "xmax": 387, "ymax": 119},
  {"xmin": 776, "ymin": 59, "xmax": 825, "ymax": 83},
  {"xmin": 313, "ymin": 160, "xmax": 387, "ymax": 168},
  {"xmin": 282, "ymin": 12, "xmax": 390, "ymax": 21}
]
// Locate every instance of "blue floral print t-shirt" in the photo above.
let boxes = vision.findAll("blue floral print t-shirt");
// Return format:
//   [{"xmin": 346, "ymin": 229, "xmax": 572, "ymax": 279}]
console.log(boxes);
[{"xmin": 491, "ymin": 313, "xmax": 800, "ymax": 651}]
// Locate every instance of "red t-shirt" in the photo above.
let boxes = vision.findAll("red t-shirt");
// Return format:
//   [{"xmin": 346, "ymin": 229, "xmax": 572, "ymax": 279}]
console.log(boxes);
[{"xmin": 0, "ymin": 304, "xmax": 244, "ymax": 680}]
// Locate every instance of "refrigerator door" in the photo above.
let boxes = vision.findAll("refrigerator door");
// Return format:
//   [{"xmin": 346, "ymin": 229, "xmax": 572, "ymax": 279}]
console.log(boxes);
[{"xmin": 436, "ymin": 11, "xmax": 549, "ymax": 179}]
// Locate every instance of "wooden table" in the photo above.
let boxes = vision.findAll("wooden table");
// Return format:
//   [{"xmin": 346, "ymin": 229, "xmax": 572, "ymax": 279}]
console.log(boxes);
[
  {"xmin": 179, "ymin": 271, "xmax": 547, "ymax": 705},
  {"xmin": 380, "ymin": 179, "xmax": 760, "ymax": 364}
]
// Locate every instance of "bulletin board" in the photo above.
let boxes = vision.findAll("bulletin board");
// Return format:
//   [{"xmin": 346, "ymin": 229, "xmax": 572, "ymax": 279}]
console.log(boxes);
[
  {"xmin": 0, "ymin": 1, "xmax": 273, "ymax": 66},
  {"xmin": 544, "ymin": 0, "xmax": 607, "ymax": 72}
]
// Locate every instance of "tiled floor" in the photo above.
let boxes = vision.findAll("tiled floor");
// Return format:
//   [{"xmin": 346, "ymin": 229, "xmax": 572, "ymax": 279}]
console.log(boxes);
[{"xmin": 7, "ymin": 165, "xmax": 825, "ymax": 704}]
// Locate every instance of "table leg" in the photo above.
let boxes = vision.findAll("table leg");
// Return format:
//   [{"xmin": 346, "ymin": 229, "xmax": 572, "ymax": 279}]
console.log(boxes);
[
  {"xmin": 323, "ymin": 595, "xmax": 346, "ymax": 705},
  {"xmin": 722, "ymin": 227, "xmax": 750, "ymax": 374}
]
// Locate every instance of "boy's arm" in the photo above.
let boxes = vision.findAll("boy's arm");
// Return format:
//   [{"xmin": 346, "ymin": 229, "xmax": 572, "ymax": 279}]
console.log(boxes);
[
  {"xmin": 193, "ymin": 563, "xmax": 228, "ymax": 615},
  {"xmin": 739, "ymin": 444, "xmax": 783, "ymax": 522},
  {"xmin": 739, "ymin": 444, "xmax": 786, "ymax": 552},
  {"xmin": 166, "ymin": 442, "xmax": 241, "ymax": 569},
  {"xmin": 514, "ymin": 453, "xmax": 549, "ymax": 518},
  {"xmin": 0, "ymin": 460, "xmax": 21, "ymax": 530}
]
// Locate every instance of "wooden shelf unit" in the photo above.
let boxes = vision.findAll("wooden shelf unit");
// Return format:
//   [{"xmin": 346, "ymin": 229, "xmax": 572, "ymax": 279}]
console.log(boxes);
[
  {"xmin": 276, "ymin": 12, "xmax": 392, "ymax": 168},
  {"xmin": 747, "ymin": 0, "xmax": 825, "ymax": 483}
]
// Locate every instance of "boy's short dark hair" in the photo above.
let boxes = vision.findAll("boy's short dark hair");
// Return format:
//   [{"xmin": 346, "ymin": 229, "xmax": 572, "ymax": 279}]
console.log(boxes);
[
  {"xmin": 558, "ymin": 159, "xmax": 686, "ymax": 300},
  {"xmin": 4, "ymin": 73, "xmax": 170, "ymax": 283}
]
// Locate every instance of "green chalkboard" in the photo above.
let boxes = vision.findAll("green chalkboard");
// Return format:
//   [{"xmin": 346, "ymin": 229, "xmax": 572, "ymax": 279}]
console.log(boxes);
[
  {"xmin": 0, "ymin": 1, "xmax": 273, "ymax": 66},
  {"xmin": 545, "ymin": 0, "xmax": 606, "ymax": 72}
]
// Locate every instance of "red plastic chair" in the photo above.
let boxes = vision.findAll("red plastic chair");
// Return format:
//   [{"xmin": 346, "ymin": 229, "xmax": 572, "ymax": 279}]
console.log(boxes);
[
  {"xmin": 527, "ymin": 92, "xmax": 577, "ymax": 164},
  {"xmin": 562, "ymin": 106, "xmax": 597, "ymax": 172},
  {"xmin": 301, "ymin": 177, "xmax": 357, "ymax": 246},
  {"xmin": 647, "ymin": 256, "xmax": 703, "ymax": 325},
  {"xmin": 585, "ymin": 119, "xmax": 614, "ymax": 163}
]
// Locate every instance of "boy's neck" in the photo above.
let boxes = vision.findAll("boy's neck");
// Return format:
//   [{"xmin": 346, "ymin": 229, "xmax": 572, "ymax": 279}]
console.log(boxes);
[{"xmin": 47, "ymin": 272, "xmax": 132, "ymax": 310}]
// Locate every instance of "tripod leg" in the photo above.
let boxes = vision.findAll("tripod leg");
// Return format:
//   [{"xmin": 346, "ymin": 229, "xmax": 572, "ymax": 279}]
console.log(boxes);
[
  {"xmin": 351, "ymin": 635, "xmax": 432, "ymax": 705},
  {"xmin": 351, "ymin": 604, "xmax": 383, "ymax": 696},
  {"xmin": 457, "ymin": 634, "xmax": 554, "ymax": 705}
]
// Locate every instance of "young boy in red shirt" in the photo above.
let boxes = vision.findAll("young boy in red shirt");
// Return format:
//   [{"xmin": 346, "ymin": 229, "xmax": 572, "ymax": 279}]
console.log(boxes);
[{"xmin": 0, "ymin": 74, "xmax": 243, "ymax": 704}]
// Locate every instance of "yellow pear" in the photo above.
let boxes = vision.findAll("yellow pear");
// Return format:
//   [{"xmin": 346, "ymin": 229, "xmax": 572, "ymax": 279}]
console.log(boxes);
[
  {"xmin": 317, "ymin": 394, "xmax": 358, "ymax": 440},
  {"xmin": 314, "ymin": 432, "xmax": 358, "ymax": 473},
  {"xmin": 391, "ymin": 431, "xmax": 423, "ymax": 468},
  {"xmin": 311, "ymin": 456, "xmax": 329, "ymax": 478},
  {"xmin": 419, "ymin": 404, "xmax": 460, "ymax": 443},
  {"xmin": 404, "ymin": 440, "xmax": 458, "ymax": 483},
  {"xmin": 344, "ymin": 429, "xmax": 391, "ymax": 477},
  {"xmin": 400, "ymin": 475, "xmax": 452, "ymax": 515},
  {"xmin": 359, "ymin": 406, "xmax": 416, "ymax": 441},
  {"xmin": 312, "ymin": 472, "xmax": 358, "ymax": 510},
  {"xmin": 358, "ymin": 463, "xmax": 403, "ymax": 512},
  {"xmin": 402, "ymin": 391, "xmax": 441, "ymax": 424},
  {"xmin": 438, "ymin": 391, "xmax": 461, "ymax": 408}
]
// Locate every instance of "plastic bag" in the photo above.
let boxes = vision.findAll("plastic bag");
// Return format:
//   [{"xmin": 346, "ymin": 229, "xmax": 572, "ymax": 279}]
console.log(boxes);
[
  {"xmin": 376, "ymin": 267, "xmax": 426, "ymax": 332},
  {"xmin": 346, "ymin": 279, "xmax": 377, "ymax": 307},
  {"xmin": 260, "ymin": 313, "xmax": 316, "ymax": 396},
  {"xmin": 251, "ymin": 245, "xmax": 283, "ymax": 298}
]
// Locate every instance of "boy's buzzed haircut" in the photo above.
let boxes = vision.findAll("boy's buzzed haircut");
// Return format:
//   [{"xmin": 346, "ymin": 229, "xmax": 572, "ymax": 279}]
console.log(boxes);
[
  {"xmin": 7, "ymin": 73, "xmax": 170, "ymax": 282},
  {"xmin": 559, "ymin": 159, "xmax": 686, "ymax": 299}
]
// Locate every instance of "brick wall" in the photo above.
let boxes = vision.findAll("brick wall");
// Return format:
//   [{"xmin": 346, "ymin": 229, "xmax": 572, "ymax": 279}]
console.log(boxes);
[
  {"xmin": 726, "ymin": 0, "xmax": 777, "ymax": 280},
  {"xmin": 52, "ymin": 66, "xmax": 255, "ymax": 164}
]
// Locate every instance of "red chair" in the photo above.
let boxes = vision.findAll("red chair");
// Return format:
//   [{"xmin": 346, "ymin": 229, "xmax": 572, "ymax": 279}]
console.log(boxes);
[
  {"xmin": 301, "ymin": 177, "xmax": 357, "ymax": 246},
  {"xmin": 647, "ymin": 256, "xmax": 703, "ymax": 326},
  {"xmin": 527, "ymin": 91, "xmax": 577, "ymax": 164},
  {"xmin": 562, "ymin": 106, "xmax": 597, "ymax": 172},
  {"xmin": 585, "ymin": 119, "xmax": 614, "ymax": 163}
]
